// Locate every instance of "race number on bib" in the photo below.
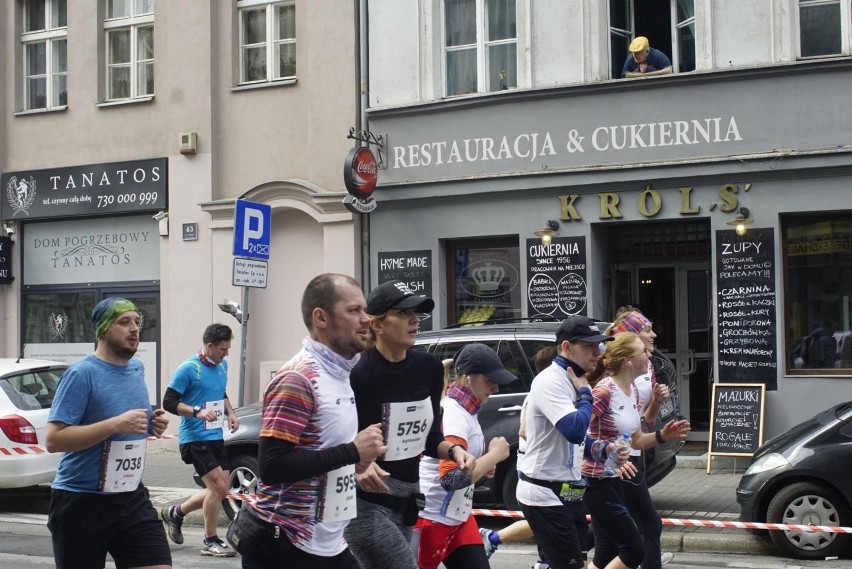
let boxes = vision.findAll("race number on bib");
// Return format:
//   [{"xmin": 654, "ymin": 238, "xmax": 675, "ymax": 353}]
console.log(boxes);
[
  {"xmin": 99, "ymin": 439, "xmax": 146, "ymax": 493},
  {"xmin": 383, "ymin": 397, "xmax": 433, "ymax": 461},
  {"xmin": 318, "ymin": 464, "xmax": 357, "ymax": 522},
  {"xmin": 441, "ymin": 484, "xmax": 474, "ymax": 522},
  {"xmin": 204, "ymin": 399, "xmax": 225, "ymax": 430}
]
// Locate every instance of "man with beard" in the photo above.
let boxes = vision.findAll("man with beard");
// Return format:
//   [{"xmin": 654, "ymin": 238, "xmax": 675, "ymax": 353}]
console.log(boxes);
[
  {"xmin": 516, "ymin": 316, "xmax": 614, "ymax": 569},
  {"xmin": 232, "ymin": 274, "xmax": 386, "ymax": 569},
  {"xmin": 161, "ymin": 323, "xmax": 238, "ymax": 557},
  {"xmin": 46, "ymin": 297, "xmax": 171, "ymax": 569}
]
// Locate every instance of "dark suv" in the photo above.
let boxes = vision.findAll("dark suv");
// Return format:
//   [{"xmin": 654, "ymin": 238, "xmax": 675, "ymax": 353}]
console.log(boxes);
[{"xmin": 207, "ymin": 321, "xmax": 684, "ymax": 518}]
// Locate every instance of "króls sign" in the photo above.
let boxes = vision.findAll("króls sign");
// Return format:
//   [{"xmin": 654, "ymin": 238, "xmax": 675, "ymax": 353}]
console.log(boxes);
[{"xmin": 343, "ymin": 146, "xmax": 378, "ymax": 213}]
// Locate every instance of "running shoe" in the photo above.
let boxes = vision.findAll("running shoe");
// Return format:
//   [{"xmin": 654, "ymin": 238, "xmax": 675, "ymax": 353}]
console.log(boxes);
[
  {"xmin": 660, "ymin": 551, "xmax": 674, "ymax": 566},
  {"xmin": 478, "ymin": 528, "xmax": 499, "ymax": 558},
  {"xmin": 532, "ymin": 562, "xmax": 550, "ymax": 569},
  {"xmin": 201, "ymin": 536, "xmax": 237, "ymax": 557},
  {"xmin": 160, "ymin": 506, "xmax": 184, "ymax": 545}
]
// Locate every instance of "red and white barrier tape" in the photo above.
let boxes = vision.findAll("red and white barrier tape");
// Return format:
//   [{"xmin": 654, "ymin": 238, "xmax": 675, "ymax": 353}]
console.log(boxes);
[
  {"xmin": 466, "ymin": 507, "xmax": 852, "ymax": 535},
  {"xmin": 0, "ymin": 445, "xmax": 47, "ymax": 456},
  {"xmin": 0, "ymin": 434, "xmax": 178, "ymax": 458}
]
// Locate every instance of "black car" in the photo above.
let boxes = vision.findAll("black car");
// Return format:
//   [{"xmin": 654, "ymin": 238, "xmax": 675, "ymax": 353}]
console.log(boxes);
[
  {"xmin": 736, "ymin": 401, "xmax": 852, "ymax": 559},
  {"xmin": 206, "ymin": 320, "xmax": 684, "ymax": 518}
]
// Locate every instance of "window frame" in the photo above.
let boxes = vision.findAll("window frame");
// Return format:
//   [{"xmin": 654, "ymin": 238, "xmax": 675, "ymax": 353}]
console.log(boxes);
[
  {"xmin": 21, "ymin": 0, "xmax": 68, "ymax": 111},
  {"xmin": 237, "ymin": 0, "xmax": 297, "ymax": 86},
  {"xmin": 441, "ymin": 0, "xmax": 520, "ymax": 98},
  {"xmin": 103, "ymin": 0, "xmax": 155, "ymax": 102},
  {"xmin": 796, "ymin": 0, "xmax": 852, "ymax": 59}
]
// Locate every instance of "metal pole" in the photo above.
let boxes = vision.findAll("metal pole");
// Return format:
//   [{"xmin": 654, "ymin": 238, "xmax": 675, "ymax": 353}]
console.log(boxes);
[{"xmin": 238, "ymin": 286, "xmax": 249, "ymax": 407}]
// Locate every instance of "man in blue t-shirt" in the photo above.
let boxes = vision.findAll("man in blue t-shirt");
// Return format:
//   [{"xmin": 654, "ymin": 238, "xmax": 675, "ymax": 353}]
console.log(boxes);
[
  {"xmin": 160, "ymin": 323, "xmax": 239, "ymax": 557},
  {"xmin": 622, "ymin": 36, "xmax": 672, "ymax": 78},
  {"xmin": 46, "ymin": 297, "xmax": 171, "ymax": 569}
]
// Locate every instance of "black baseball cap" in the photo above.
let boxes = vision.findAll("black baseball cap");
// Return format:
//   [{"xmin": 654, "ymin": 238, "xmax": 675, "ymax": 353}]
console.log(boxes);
[
  {"xmin": 454, "ymin": 343, "xmax": 517, "ymax": 385},
  {"xmin": 556, "ymin": 315, "xmax": 614, "ymax": 344},
  {"xmin": 366, "ymin": 280, "xmax": 435, "ymax": 315}
]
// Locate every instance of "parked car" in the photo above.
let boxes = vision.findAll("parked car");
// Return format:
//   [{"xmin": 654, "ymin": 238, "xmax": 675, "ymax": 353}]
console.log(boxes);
[
  {"xmin": 736, "ymin": 400, "xmax": 852, "ymax": 559},
  {"xmin": 208, "ymin": 320, "xmax": 684, "ymax": 518},
  {"xmin": 0, "ymin": 358, "xmax": 68, "ymax": 489}
]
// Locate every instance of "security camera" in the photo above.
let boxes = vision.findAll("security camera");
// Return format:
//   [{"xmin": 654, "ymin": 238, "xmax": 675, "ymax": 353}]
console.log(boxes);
[
  {"xmin": 218, "ymin": 299, "xmax": 243, "ymax": 324},
  {"xmin": 4, "ymin": 226, "xmax": 14, "ymax": 236},
  {"xmin": 152, "ymin": 211, "xmax": 168, "ymax": 222}
]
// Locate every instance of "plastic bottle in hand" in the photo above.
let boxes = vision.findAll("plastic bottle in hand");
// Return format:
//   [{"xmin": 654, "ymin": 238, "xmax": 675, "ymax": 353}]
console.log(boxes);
[{"xmin": 602, "ymin": 433, "xmax": 631, "ymax": 477}]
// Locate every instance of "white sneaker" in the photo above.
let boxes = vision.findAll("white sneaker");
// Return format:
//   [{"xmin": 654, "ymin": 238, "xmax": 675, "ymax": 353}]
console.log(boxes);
[{"xmin": 660, "ymin": 551, "xmax": 674, "ymax": 566}]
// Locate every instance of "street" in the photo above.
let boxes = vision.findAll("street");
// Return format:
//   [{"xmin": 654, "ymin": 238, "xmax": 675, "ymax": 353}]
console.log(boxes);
[{"xmin": 0, "ymin": 486, "xmax": 849, "ymax": 569}]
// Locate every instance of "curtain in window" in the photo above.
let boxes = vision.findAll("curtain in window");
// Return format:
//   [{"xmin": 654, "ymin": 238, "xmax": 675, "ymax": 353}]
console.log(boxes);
[
  {"xmin": 242, "ymin": 8, "xmax": 267, "ymax": 82},
  {"xmin": 486, "ymin": 0, "xmax": 516, "ymax": 91},
  {"xmin": 445, "ymin": 0, "xmax": 477, "ymax": 96},
  {"xmin": 799, "ymin": 1, "xmax": 841, "ymax": 57}
]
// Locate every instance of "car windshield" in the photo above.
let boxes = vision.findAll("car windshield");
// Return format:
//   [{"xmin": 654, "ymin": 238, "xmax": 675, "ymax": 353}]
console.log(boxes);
[{"xmin": 0, "ymin": 367, "xmax": 65, "ymax": 411}]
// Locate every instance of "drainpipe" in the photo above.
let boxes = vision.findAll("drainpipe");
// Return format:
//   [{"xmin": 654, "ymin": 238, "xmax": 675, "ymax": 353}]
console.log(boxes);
[{"xmin": 356, "ymin": 0, "xmax": 371, "ymax": 291}]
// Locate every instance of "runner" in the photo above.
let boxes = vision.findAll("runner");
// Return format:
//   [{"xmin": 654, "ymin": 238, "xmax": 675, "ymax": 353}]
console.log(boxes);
[
  {"xmin": 229, "ymin": 273, "xmax": 386, "ymax": 569},
  {"xmin": 45, "ymin": 297, "xmax": 171, "ymax": 569},
  {"xmin": 346, "ymin": 280, "xmax": 477, "ymax": 569},
  {"xmin": 517, "ymin": 315, "xmax": 613, "ymax": 569},
  {"xmin": 160, "ymin": 323, "xmax": 238, "ymax": 557},
  {"xmin": 412, "ymin": 343, "xmax": 513, "ymax": 569}
]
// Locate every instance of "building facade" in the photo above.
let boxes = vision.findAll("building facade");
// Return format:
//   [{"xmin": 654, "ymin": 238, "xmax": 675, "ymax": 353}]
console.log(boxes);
[
  {"xmin": 366, "ymin": 0, "xmax": 852, "ymax": 440},
  {"xmin": 0, "ymin": 0, "xmax": 363, "ymax": 409}
]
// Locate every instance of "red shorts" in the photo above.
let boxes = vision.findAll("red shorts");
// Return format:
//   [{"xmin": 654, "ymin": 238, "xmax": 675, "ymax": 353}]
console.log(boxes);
[{"xmin": 412, "ymin": 516, "xmax": 481, "ymax": 569}]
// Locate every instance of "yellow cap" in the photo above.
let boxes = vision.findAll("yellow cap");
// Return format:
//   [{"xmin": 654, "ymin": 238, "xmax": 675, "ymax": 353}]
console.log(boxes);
[{"xmin": 629, "ymin": 36, "xmax": 649, "ymax": 52}]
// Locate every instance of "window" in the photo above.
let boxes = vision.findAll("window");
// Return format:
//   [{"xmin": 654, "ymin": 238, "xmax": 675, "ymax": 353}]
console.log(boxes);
[
  {"xmin": 798, "ymin": 0, "xmax": 852, "ymax": 57},
  {"xmin": 238, "ymin": 0, "xmax": 296, "ymax": 84},
  {"xmin": 446, "ymin": 237, "xmax": 522, "ymax": 324},
  {"xmin": 104, "ymin": 0, "xmax": 154, "ymax": 100},
  {"xmin": 609, "ymin": 0, "xmax": 695, "ymax": 79},
  {"xmin": 783, "ymin": 214, "xmax": 852, "ymax": 373},
  {"xmin": 443, "ymin": 0, "xmax": 517, "ymax": 97},
  {"xmin": 22, "ymin": 0, "xmax": 67, "ymax": 110}
]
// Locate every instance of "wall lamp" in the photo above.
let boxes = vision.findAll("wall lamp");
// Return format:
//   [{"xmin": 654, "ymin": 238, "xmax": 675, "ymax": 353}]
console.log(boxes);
[
  {"xmin": 152, "ymin": 210, "xmax": 168, "ymax": 236},
  {"xmin": 218, "ymin": 299, "xmax": 243, "ymax": 324},
  {"xmin": 2, "ymin": 220, "xmax": 15, "ymax": 237},
  {"xmin": 534, "ymin": 220, "xmax": 560, "ymax": 245},
  {"xmin": 726, "ymin": 207, "xmax": 753, "ymax": 236}
]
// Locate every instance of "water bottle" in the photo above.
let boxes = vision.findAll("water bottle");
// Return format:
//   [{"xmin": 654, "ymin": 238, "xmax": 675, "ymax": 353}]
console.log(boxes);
[{"xmin": 602, "ymin": 433, "xmax": 631, "ymax": 477}]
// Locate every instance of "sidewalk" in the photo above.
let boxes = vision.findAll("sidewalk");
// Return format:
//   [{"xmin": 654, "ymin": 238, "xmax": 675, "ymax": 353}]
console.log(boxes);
[{"xmin": 143, "ymin": 439, "xmax": 773, "ymax": 555}]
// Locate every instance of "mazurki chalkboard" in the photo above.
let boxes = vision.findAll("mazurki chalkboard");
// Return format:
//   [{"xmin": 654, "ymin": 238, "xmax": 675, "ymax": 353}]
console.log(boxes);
[{"xmin": 706, "ymin": 383, "xmax": 766, "ymax": 473}]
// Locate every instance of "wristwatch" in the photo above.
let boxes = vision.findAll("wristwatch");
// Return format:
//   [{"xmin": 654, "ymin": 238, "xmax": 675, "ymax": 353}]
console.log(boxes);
[{"xmin": 192, "ymin": 405, "xmax": 201, "ymax": 418}]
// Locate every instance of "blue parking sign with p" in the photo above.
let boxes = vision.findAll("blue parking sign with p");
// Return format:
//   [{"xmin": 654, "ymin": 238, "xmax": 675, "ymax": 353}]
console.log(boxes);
[{"xmin": 233, "ymin": 199, "xmax": 271, "ymax": 260}]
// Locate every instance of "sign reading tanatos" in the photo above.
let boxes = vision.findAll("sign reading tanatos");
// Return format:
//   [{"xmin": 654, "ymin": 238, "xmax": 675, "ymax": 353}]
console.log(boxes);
[{"xmin": 24, "ymin": 215, "xmax": 160, "ymax": 285}]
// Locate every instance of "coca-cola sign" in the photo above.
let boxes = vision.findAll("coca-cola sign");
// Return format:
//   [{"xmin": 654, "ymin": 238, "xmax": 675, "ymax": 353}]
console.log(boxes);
[{"xmin": 343, "ymin": 146, "xmax": 378, "ymax": 199}]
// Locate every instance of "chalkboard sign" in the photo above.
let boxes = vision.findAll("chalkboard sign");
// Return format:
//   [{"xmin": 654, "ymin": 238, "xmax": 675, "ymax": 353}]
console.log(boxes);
[
  {"xmin": 715, "ymin": 228, "xmax": 777, "ymax": 390},
  {"xmin": 706, "ymin": 382, "xmax": 765, "ymax": 473},
  {"xmin": 377, "ymin": 250, "xmax": 433, "ymax": 331},
  {"xmin": 525, "ymin": 236, "xmax": 587, "ymax": 319}
]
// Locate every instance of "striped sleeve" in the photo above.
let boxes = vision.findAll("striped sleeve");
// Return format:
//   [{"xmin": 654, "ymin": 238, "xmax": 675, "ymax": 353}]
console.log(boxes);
[{"xmin": 260, "ymin": 371, "xmax": 315, "ymax": 444}]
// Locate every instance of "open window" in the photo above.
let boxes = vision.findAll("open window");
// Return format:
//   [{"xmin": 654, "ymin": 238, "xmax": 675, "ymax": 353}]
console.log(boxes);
[{"xmin": 609, "ymin": 0, "xmax": 695, "ymax": 79}]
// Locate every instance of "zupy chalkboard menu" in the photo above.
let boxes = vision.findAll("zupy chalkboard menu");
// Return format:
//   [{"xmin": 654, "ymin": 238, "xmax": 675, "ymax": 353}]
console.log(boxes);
[
  {"xmin": 715, "ymin": 228, "xmax": 777, "ymax": 390},
  {"xmin": 525, "ymin": 236, "xmax": 587, "ymax": 319},
  {"xmin": 706, "ymin": 382, "xmax": 765, "ymax": 473},
  {"xmin": 377, "ymin": 250, "xmax": 433, "ymax": 331}
]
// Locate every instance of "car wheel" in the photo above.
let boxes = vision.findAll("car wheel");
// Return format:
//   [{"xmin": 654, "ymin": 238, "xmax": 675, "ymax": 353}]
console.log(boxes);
[
  {"xmin": 766, "ymin": 481, "xmax": 851, "ymax": 559},
  {"xmin": 223, "ymin": 453, "xmax": 259, "ymax": 520},
  {"xmin": 500, "ymin": 458, "xmax": 520, "ymax": 512}
]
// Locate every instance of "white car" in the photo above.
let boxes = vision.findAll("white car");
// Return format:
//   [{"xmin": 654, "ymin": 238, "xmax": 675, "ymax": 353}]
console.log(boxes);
[{"xmin": 0, "ymin": 358, "xmax": 68, "ymax": 488}]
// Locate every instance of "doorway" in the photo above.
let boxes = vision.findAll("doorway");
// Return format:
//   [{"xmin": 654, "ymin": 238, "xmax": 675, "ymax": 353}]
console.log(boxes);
[{"xmin": 608, "ymin": 220, "xmax": 712, "ymax": 437}]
